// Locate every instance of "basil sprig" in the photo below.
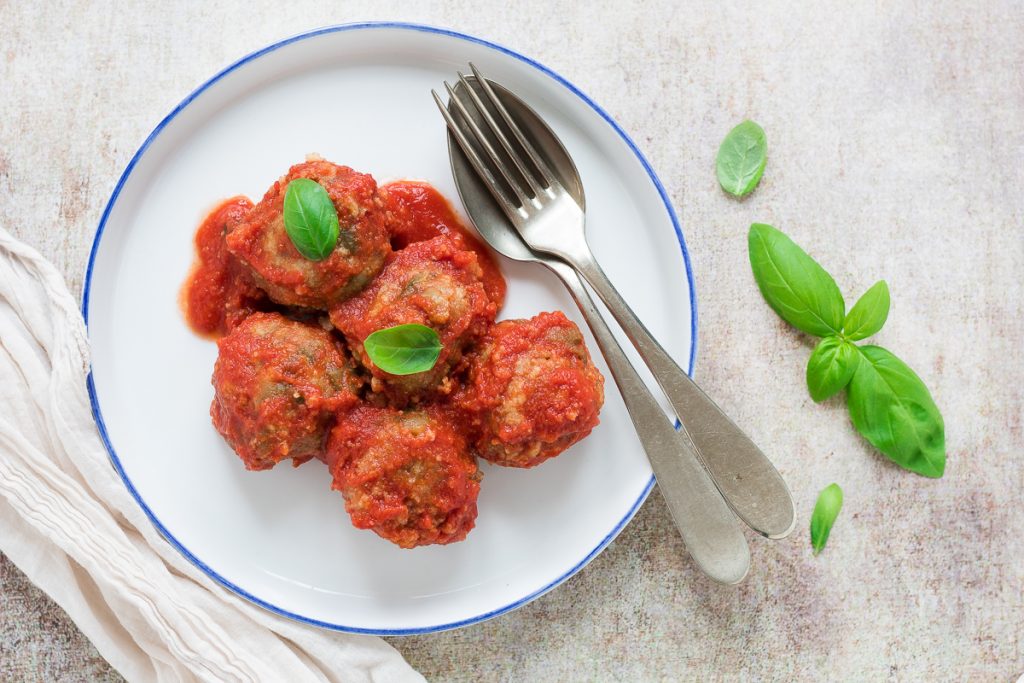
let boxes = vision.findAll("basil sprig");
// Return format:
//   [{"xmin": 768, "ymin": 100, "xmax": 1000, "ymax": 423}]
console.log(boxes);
[
  {"xmin": 748, "ymin": 223, "xmax": 945, "ymax": 478},
  {"xmin": 810, "ymin": 483, "xmax": 843, "ymax": 555},
  {"xmin": 363, "ymin": 324, "xmax": 442, "ymax": 376},
  {"xmin": 283, "ymin": 178, "xmax": 340, "ymax": 260},
  {"xmin": 716, "ymin": 120, "xmax": 767, "ymax": 197}
]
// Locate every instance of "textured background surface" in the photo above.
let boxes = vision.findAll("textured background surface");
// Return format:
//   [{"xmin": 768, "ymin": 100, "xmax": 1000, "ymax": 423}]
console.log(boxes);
[{"xmin": 1, "ymin": 1, "xmax": 1022, "ymax": 680}]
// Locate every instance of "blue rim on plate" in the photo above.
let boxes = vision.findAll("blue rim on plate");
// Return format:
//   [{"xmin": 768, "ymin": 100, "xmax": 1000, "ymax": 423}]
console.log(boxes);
[{"xmin": 82, "ymin": 21, "xmax": 698, "ymax": 636}]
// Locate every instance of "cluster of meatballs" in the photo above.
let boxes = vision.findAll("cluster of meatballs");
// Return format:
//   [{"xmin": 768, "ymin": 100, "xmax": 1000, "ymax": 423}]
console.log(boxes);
[{"xmin": 185, "ymin": 158, "xmax": 605, "ymax": 548}]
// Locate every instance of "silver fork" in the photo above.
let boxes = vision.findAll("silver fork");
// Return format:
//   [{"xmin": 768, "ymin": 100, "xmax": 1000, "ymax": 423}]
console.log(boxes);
[
  {"xmin": 438, "ymin": 77, "xmax": 750, "ymax": 585},
  {"xmin": 434, "ymin": 65, "xmax": 795, "ymax": 541}
]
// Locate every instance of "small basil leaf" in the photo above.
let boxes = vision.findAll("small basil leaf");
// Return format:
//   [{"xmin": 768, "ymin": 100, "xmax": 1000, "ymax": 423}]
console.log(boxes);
[
  {"xmin": 363, "ymin": 324, "xmax": 442, "ymax": 376},
  {"xmin": 843, "ymin": 280, "xmax": 890, "ymax": 341},
  {"xmin": 748, "ymin": 223, "xmax": 846, "ymax": 336},
  {"xmin": 810, "ymin": 483, "xmax": 843, "ymax": 555},
  {"xmin": 806, "ymin": 336, "xmax": 860, "ymax": 402},
  {"xmin": 716, "ymin": 120, "xmax": 767, "ymax": 197},
  {"xmin": 283, "ymin": 178, "xmax": 340, "ymax": 260},
  {"xmin": 847, "ymin": 345, "xmax": 945, "ymax": 478}
]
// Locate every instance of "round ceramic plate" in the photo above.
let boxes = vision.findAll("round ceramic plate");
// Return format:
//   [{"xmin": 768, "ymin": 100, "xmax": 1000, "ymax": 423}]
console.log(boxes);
[{"xmin": 84, "ymin": 23, "xmax": 695, "ymax": 635}]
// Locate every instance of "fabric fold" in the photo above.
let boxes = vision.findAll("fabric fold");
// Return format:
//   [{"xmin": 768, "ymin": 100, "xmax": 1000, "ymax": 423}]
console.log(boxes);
[{"xmin": 0, "ymin": 227, "xmax": 424, "ymax": 683}]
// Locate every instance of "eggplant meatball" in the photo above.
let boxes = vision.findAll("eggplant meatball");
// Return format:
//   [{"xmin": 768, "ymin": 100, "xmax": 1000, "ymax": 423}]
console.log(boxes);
[
  {"xmin": 211, "ymin": 312, "xmax": 362, "ymax": 470},
  {"xmin": 329, "ymin": 236, "xmax": 496, "ymax": 404},
  {"xmin": 327, "ymin": 406, "xmax": 482, "ymax": 548},
  {"xmin": 381, "ymin": 180, "xmax": 507, "ymax": 308},
  {"xmin": 226, "ymin": 160, "xmax": 390, "ymax": 308},
  {"xmin": 456, "ymin": 311, "xmax": 604, "ymax": 468}
]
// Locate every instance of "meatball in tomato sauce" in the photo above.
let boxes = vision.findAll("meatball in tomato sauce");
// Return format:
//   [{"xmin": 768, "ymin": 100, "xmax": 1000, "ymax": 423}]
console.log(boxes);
[
  {"xmin": 330, "ymin": 236, "xmax": 496, "ymax": 404},
  {"xmin": 327, "ymin": 406, "xmax": 481, "ymax": 548},
  {"xmin": 226, "ymin": 160, "xmax": 390, "ymax": 308},
  {"xmin": 211, "ymin": 312, "xmax": 363, "ymax": 471},
  {"xmin": 456, "ymin": 311, "xmax": 604, "ymax": 468},
  {"xmin": 381, "ymin": 180, "xmax": 506, "ymax": 308}
]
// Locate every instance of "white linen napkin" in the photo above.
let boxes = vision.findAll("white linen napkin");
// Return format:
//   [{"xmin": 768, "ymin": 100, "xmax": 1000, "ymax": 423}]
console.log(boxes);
[{"xmin": 0, "ymin": 227, "xmax": 425, "ymax": 683}]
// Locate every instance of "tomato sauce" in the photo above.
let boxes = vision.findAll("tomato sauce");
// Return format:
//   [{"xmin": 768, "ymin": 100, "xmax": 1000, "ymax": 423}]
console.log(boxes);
[
  {"xmin": 382, "ymin": 181, "xmax": 507, "ymax": 309},
  {"xmin": 455, "ymin": 311, "xmax": 604, "ymax": 468},
  {"xmin": 327, "ymin": 405, "xmax": 481, "ymax": 547},
  {"xmin": 181, "ymin": 197, "xmax": 267, "ymax": 338},
  {"xmin": 178, "ymin": 160, "xmax": 603, "ymax": 548},
  {"xmin": 224, "ymin": 161, "xmax": 391, "ymax": 309},
  {"xmin": 211, "ymin": 312, "xmax": 362, "ymax": 471}
]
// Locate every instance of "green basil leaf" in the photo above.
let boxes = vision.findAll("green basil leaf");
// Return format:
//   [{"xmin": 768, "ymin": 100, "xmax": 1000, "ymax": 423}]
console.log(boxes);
[
  {"xmin": 843, "ymin": 280, "xmax": 890, "ymax": 341},
  {"xmin": 716, "ymin": 120, "xmax": 767, "ymax": 197},
  {"xmin": 806, "ymin": 336, "xmax": 860, "ymax": 402},
  {"xmin": 810, "ymin": 483, "xmax": 843, "ymax": 555},
  {"xmin": 283, "ymin": 178, "xmax": 340, "ymax": 260},
  {"xmin": 748, "ymin": 223, "xmax": 846, "ymax": 336},
  {"xmin": 847, "ymin": 345, "xmax": 945, "ymax": 478},
  {"xmin": 363, "ymin": 324, "xmax": 442, "ymax": 376}
]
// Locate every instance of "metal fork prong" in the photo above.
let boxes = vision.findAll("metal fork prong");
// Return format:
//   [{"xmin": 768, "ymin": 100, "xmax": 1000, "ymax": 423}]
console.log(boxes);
[
  {"xmin": 469, "ymin": 63, "xmax": 556, "ymax": 189},
  {"xmin": 456, "ymin": 71, "xmax": 545, "ymax": 199},
  {"xmin": 432, "ymin": 89, "xmax": 522, "ymax": 223},
  {"xmin": 443, "ymin": 80, "xmax": 531, "ymax": 208}
]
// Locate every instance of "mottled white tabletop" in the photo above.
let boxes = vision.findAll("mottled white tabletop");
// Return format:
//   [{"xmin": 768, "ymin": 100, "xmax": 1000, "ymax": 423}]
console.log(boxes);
[{"xmin": 1, "ymin": 1, "xmax": 1021, "ymax": 680}]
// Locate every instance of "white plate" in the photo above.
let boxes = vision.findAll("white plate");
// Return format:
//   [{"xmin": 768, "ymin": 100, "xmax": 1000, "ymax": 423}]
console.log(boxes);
[{"xmin": 84, "ymin": 23, "xmax": 696, "ymax": 635}]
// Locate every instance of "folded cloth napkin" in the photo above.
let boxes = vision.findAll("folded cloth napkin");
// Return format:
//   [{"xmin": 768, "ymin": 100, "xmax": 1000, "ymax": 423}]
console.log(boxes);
[{"xmin": 0, "ymin": 227, "xmax": 425, "ymax": 683}]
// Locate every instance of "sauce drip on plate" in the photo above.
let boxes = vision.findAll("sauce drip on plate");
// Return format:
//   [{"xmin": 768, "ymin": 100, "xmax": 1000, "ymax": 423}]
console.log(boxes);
[{"xmin": 180, "ymin": 196, "xmax": 266, "ymax": 338}]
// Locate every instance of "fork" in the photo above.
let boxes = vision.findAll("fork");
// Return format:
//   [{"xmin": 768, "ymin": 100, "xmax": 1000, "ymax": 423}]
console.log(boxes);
[
  {"xmin": 438, "ymin": 77, "xmax": 751, "ymax": 584},
  {"xmin": 434, "ymin": 65, "xmax": 795, "ymax": 541}
]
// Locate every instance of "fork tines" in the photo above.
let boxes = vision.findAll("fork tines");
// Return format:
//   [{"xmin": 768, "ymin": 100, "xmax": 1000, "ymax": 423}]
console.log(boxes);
[{"xmin": 433, "ymin": 63, "xmax": 555, "ymax": 220}]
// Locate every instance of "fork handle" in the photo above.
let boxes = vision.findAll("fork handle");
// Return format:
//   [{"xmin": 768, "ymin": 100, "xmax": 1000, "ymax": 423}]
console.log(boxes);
[
  {"xmin": 546, "ymin": 259, "xmax": 750, "ymax": 585},
  {"xmin": 572, "ymin": 256, "xmax": 796, "ymax": 539}
]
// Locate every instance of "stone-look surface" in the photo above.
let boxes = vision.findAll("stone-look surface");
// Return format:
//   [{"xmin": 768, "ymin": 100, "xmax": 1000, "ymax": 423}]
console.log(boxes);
[{"xmin": 1, "ymin": 1, "xmax": 1021, "ymax": 680}]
